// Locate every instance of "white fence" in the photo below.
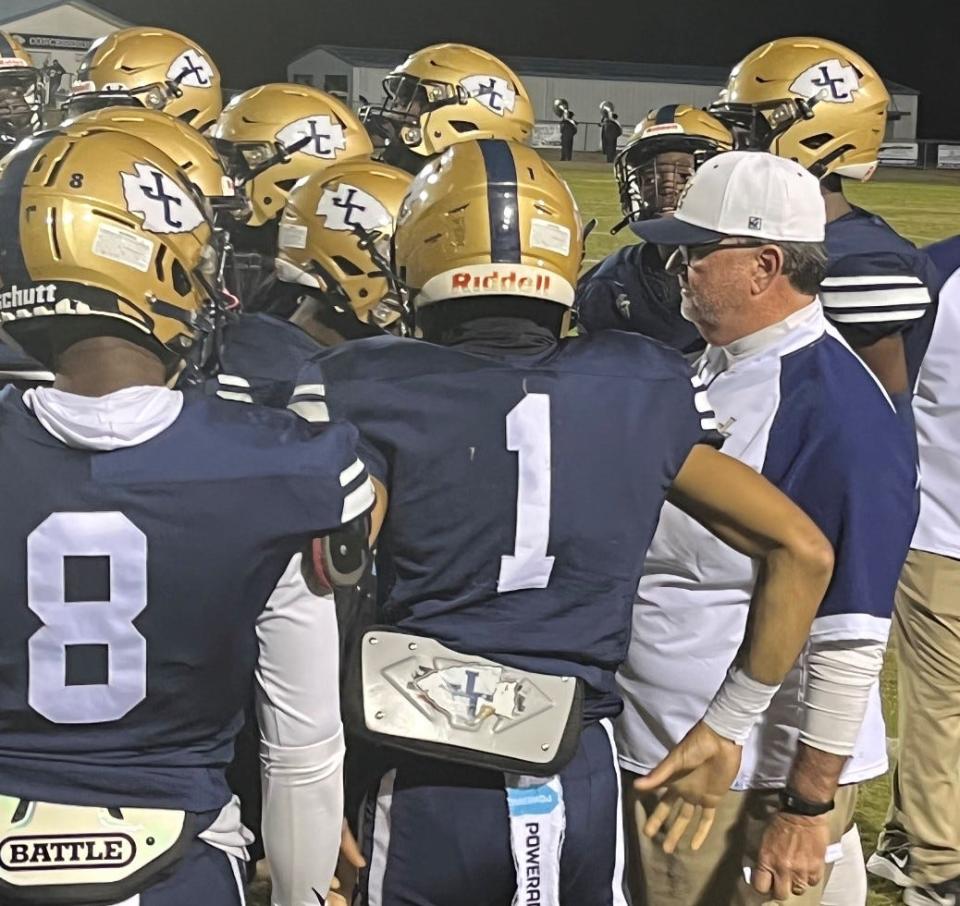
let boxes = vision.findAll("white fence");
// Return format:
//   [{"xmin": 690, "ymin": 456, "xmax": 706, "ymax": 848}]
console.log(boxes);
[{"xmin": 535, "ymin": 128, "xmax": 960, "ymax": 170}]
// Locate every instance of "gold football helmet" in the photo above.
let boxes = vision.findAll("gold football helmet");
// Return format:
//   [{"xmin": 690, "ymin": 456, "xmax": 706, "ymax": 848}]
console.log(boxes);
[
  {"xmin": 394, "ymin": 139, "xmax": 581, "ymax": 317},
  {"xmin": 362, "ymin": 44, "xmax": 534, "ymax": 170},
  {"xmin": 0, "ymin": 128, "xmax": 217, "ymax": 371},
  {"xmin": 66, "ymin": 27, "xmax": 222, "ymax": 133},
  {"xmin": 614, "ymin": 105, "xmax": 734, "ymax": 227},
  {"xmin": 60, "ymin": 106, "xmax": 244, "ymax": 218},
  {"xmin": 276, "ymin": 159, "xmax": 412, "ymax": 326},
  {"xmin": 1, "ymin": 31, "xmax": 43, "ymax": 148},
  {"xmin": 713, "ymin": 37, "xmax": 889, "ymax": 180},
  {"xmin": 211, "ymin": 84, "xmax": 374, "ymax": 227}
]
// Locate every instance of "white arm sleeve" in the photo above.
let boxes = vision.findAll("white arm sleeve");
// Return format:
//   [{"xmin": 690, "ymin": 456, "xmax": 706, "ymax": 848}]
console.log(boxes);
[
  {"xmin": 256, "ymin": 553, "xmax": 345, "ymax": 906},
  {"xmin": 799, "ymin": 640, "xmax": 886, "ymax": 756}
]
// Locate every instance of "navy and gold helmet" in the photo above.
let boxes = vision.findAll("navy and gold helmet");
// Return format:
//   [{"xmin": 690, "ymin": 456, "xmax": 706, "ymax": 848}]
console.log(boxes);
[
  {"xmin": 361, "ymin": 44, "xmax": 534, "ymax": 173},
  {"xmin": 0, "ymin": 127, "xmax": 219, "ymax": 373},
  {"xmin": 712, "ymin": 37, "xmax": 889, "ymax": 180},
  {"xmin": 66, "ymin": 27, "xmax": 222, "ymax": 133},
  {"xmin": 394, "ymin": 139, "xmax": 581, "ymax": 333}
]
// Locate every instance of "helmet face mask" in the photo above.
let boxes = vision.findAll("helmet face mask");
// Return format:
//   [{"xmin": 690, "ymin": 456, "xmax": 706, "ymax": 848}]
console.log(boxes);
[
  {"xmin": 613, "ymin": 106, "xmax": 734, "ymax": 228},
  {"xmin": 363, "ymin": 74, "xmax": 467, "ymax": 151},
  {"xmin": 66, "ymin": 80, "xmax": 182, "ymax": 119},
  {"xmin": 1, "ymin": 33, "xmax": 43, "ymax": 147}
]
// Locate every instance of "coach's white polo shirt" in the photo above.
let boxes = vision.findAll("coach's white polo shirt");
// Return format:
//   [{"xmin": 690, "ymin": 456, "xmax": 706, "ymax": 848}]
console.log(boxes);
[{"xmin": 615, "ymin": 300, "xmax": 918, "ymax": 789}]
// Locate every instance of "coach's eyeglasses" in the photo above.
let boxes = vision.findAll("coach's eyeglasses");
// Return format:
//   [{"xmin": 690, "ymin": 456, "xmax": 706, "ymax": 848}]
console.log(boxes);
[{"xmin": 665, "ymin": 239, "xmax": 771, "ymax": 276}]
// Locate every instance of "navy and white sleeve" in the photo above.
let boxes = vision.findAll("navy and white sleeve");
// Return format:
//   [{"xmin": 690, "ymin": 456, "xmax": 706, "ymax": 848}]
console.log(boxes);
[
  {"xmin": 289, "ymin": 355, "xmax": 389, "ymax": 484},
  {"xmin": 763, "ymin": 425, "xmax": 913, "ymax": 644},
  {"xmin": 820, "ymin": 251, "xmax": 934, "ymax": 343},
  {"xmin": 925, "ymin": 235, "xmax": 960, "ymax": 288}
]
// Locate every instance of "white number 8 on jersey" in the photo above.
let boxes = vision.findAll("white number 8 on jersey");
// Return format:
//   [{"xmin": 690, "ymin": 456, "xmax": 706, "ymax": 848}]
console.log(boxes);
[{"xmin": 28, "ymin": 512, "xmax": 148, "ymax": 724}]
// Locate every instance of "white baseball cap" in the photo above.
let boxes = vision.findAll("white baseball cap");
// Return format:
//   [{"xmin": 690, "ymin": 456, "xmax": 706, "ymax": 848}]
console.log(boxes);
[{"xmin": 630, "ymin": 150, "xmax": 826, "ymax": 245}]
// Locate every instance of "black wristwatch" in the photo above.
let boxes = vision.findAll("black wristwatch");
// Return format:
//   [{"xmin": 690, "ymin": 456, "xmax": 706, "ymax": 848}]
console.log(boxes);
[{"xmin": 779, "ymin": 788, "xmax": 835, "ymax": 817}]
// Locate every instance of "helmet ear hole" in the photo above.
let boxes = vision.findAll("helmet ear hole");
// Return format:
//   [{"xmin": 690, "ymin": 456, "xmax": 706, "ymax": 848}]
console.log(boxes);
[
  {"xmin": 171, "ymin": 259, "xmax": 192, "ymax": 296},
  {"xmin": 800, "ymin": 133, "xmax": 833, "ymax": 150},
  {"xmin": 275, "ymin": 178, "xmax": 298, "ymax": 192},
  {"xmin": 154, "ymin": 244, "xmax": 167, "ymax": 281},
  {"xmin": 332, "ymin": 255, "xmax": 364, "ymax": 277},
  {"xmin": 450, "ymin": 120, "xmax": 478, "ymax": 134}
]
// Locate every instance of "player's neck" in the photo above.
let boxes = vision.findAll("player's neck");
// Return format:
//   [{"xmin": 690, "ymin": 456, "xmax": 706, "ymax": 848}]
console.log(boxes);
[
  {"xmin": 820, "ymin": 182, "xmax": 853, "ymax": 223},
  {"xmin": 289, "ymin": 297, "xmax": 348, "ymax": 347},
  {"xmin": 53, "ymin": 337, "xmax": 167, "ymax": 397},
  {"xmin": 703, "ymin": 291, "xmax": 815, "ymax": 349}
]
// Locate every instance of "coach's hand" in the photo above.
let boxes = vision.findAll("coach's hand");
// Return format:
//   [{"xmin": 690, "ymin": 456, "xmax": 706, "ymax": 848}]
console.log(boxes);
[
  {"xmin": 752, "ymin": 811, "xmax": 830, "ymax": 900},
  {"xmin": 633, "ymin": 719, "xmax": 742, "ymax": 853}
]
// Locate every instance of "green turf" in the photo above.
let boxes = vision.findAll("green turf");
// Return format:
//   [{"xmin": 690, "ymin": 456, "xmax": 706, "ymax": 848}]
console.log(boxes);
[
  {"xmin": 251, "ymin": 165, "xmax": 959, "ymax": 906},
  {"xmin": 559, "ymin": 159, "xmax": 960, "ymax": 270}
]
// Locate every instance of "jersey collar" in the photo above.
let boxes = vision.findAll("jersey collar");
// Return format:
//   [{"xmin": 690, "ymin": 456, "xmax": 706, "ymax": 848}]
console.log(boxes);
[{"xmin": 701, "ymin": 299, "xmax": 826, "ymax": 376}]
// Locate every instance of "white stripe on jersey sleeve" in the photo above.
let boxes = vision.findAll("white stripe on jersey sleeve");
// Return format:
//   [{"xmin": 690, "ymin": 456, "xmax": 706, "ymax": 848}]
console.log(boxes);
[
  {"xmin": 821, "ymin": 287, "xmax": 931, "ymax": 309},
  {"xmin": 292, "ymin": 383, "xmax": 326, "ymax": 398},
  {"xmin": 821, "ymin": 275, "xmax": 925, "ymax": 288},
  {"xmin": 342, "ymin": 477, "xmax": 376, "ymax": 523},
  {"xmin": 339, "ymin": 458, "xmax": 366, "ymax": 487},
  {"xmin": 217, "ymin": 374, "xmax": 252, "ymax": 388},
  {"xmin": 826, "ymin": 308, "xmax": 928, "ymax": 324},
  {"xmin": 217, "ymin": 390, "xmax": 255, "ymax": 403},
  {"xmin": 289, "ymin": 382, "xmax": 330, "ymax": 422},
  {"xmin": 288, "ymin": 400, "xmax": 330, "ymax": 423}
]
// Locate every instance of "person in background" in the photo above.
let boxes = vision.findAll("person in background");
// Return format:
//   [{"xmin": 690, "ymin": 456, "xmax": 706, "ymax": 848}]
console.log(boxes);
[
  {"xmin": 602, "ymin": 110, "xmax": 623, "ymax": 163},
  {"xmin": 560, "ymin": 105, "xmax": 577, "ymax": 160}
]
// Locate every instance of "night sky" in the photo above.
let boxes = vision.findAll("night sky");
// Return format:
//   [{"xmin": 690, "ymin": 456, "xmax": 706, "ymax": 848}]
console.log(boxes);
[{"xmin": 92, "ymin": 0, "xmax": 958, "ymax": 140}]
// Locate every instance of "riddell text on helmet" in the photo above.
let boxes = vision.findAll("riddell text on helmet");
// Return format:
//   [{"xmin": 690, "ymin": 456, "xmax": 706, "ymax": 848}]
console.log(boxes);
[{"xmin": 451, "ymin": 271, "xmax": 552, "ymax": 293}]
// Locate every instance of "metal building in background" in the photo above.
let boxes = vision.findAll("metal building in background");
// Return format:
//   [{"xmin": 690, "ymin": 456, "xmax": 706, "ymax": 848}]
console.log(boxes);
[{"xmin": 0, "ymin": 0, "xmax": 128, "ymax": 85}]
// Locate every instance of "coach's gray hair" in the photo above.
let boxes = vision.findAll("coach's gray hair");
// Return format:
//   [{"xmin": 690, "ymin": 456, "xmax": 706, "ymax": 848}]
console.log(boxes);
[{"xmin": 778, "ymin": 241, "xmax": 828, "ymax": 296}]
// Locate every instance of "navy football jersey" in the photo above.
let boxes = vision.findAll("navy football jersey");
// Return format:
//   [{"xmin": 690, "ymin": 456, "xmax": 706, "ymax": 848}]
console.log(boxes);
[
  {"xmin": 925, "ymin": 234, "xmax": 960, "ymax": 287},
  {"xmin": 210, "ymin": 312, "xmax": 324, "ymax": 408},
  {"xmin": 293, "ymin": 331, "xmax": 722, "ymax": 717},
  {"xmin": 575, "ymin": 243, "xmax": 705, "ymax": 355},
  {"xmin": 0, "ymin": 390, "xmax": 371, "ymax": 811},
  {"xmin": 0, "ymin": 343, "xmax": 52, "ymax": 389},
  {"xmin": 822, "ymin": 206, "xmax": 940, "ymax": 387}
]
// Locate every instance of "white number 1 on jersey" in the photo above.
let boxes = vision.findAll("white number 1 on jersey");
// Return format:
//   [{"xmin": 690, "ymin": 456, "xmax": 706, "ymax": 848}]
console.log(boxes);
[{"xmin": 498, "ymin": 393, "xmax": 555, "ymax": 592}]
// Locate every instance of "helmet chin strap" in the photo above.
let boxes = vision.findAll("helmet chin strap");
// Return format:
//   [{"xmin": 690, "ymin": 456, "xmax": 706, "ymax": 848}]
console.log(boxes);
[{"xmin": 352, "ymin": 224, "xmax": 411, "ymax": 331}]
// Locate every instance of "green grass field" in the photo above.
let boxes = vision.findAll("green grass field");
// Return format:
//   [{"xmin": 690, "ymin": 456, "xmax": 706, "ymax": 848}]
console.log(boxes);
[
  {"xmin": 557, "ymin": 158, "xmax": 960, "ymax": 268},
  {"xmin": 249, "ymin": 164, "xmax": 959, "ymax": 906}
]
